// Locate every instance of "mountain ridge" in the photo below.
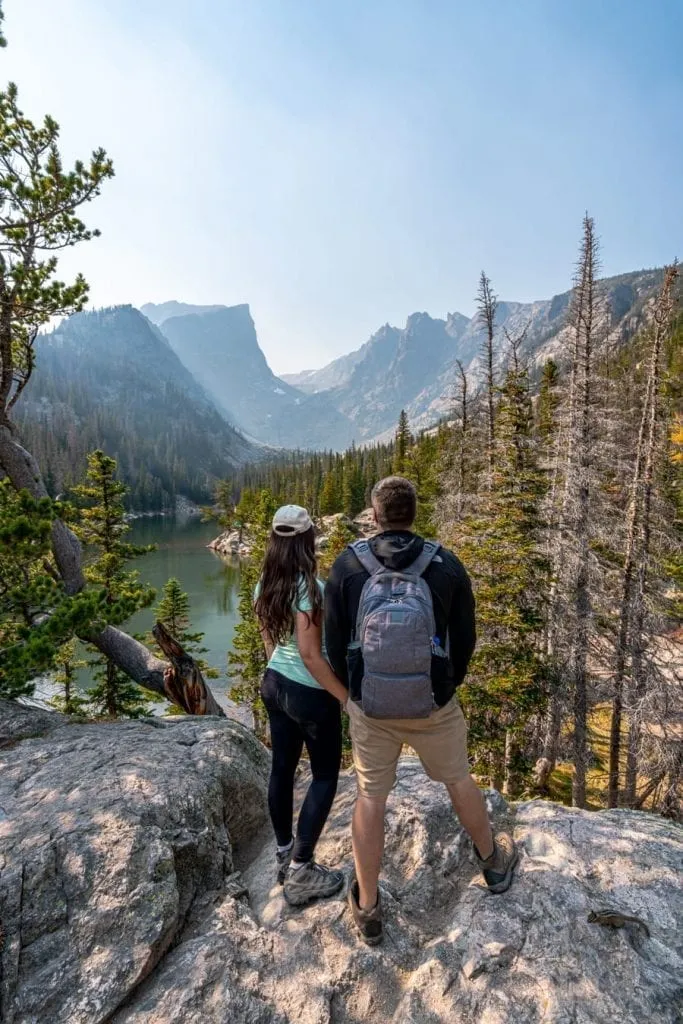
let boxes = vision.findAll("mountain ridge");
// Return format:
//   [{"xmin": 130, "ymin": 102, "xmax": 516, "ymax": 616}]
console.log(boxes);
[
  {"xmin": 17, "ymin": 305, "xmax": 255, "ymax": 509},
  {"xmin": 282, "ymin": 267, "xmax": 664, "ymax": 440},
  {"xmin": 153, "ymin": 304, "xmax": 356, "ymax": 450}
]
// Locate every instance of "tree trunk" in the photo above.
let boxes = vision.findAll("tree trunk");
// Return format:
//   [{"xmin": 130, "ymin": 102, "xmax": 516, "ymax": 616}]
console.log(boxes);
[
  {"xmin": 0, "ymin": 424, "xmax": 225, "ymax": 717},
  {"xmin": 0, "ymin": 425, "xmax": 85, "ymax": 592},
  {"xmin": 534, "ymin": 687, "xmax": 563, "ymax": 791},
  {"xmin": 633, "ymin": 770, "xmax": 666, "ymax": 810},
  {"xmin": 570, "ymin": 216, "xmax": 597, "ymax": 809},
  {"xmin": 623, "ymin": 267, "xmax": 678, "ymax": 806},
  {"xmin": 503, "ymin": 729, "xmax": 517, "ymax": 797}
]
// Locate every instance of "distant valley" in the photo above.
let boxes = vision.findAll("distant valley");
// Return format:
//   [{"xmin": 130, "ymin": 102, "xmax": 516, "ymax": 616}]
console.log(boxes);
[{"xmin": 16, "ymin": 267, "xmax": 664, "ymax": 508}]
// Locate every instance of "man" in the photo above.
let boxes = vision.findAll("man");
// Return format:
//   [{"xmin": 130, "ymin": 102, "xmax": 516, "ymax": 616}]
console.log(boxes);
[{"xmin": 325, "ymin": 476, "xmax": 517, "ymax": 946}]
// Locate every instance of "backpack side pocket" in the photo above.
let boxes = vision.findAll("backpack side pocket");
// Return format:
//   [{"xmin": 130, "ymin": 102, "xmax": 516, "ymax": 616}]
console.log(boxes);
[{"xmin": 346, "ymin": 642, "xmax": 364, "ymax": 704}]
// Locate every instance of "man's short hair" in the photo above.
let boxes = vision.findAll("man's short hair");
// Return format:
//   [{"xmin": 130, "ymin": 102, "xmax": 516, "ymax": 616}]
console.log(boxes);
[{"xmin": 371, "ymin": 476, "xmax": 417, "ymax": 529}]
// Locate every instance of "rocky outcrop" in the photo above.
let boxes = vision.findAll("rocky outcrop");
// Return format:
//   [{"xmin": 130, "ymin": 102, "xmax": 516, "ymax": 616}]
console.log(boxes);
[
  {"xmin": 207, "ymin": 528, "xmax": 251, "ymax": 558},
  {"xmin": 2, "ymin": 703, "xmax": 681, "ymax": 1024},
  {"xmin": 208, "ymin": 509, "xmax": 374, "ymax": 560},
  {"xmin": 0, "ymin": 703, "xmax": 269, "ymax": 1024}
]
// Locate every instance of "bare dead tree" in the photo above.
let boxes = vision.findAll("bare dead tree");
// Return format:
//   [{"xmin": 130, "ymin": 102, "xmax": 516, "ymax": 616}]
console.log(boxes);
[
  {"xmin": 476, "ymin": 271, "xmax": 498, "ymax": 488},
  {"xmin": 623, "ymin": 266, "xmax": 679, "ymax": 805},
  {"xmin": 544, "ymin": 215, "xmax": 601, "ymax": 808},
  {"xmin": 454, "ymin": 358, "xmax": 469, "ymax": 512},
  {"xmin": 503, "ymin": 321, "xmax": 530, "ymax": 377},
  {"xmin": 608, "ymin": 265, "xmax": 678, "ymax": 806}
]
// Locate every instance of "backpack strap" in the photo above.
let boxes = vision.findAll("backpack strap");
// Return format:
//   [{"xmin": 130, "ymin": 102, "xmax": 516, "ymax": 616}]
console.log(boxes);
[
  {"xmin": 405, "ymin": 540, "xmax": 441, "ymax": 578},
  {"xmin": 349, "ymin": 539, "xmax": 385, "ymax": 576}
]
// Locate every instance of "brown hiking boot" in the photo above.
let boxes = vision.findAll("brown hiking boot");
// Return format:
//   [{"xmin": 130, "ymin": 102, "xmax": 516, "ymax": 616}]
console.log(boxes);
[
  {"xmin": 476, "ymin": 832, "xmax": 518, "ymax": 894},
  {"xmin": 348, "ymin": 873, "xmax": 383, "ymax": 946}
]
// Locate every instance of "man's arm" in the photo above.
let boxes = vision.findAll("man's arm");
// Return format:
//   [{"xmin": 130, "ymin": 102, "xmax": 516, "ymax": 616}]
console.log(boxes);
[
  {"xmin": 324, "ymin": 556, "xmax": 351, "ymax": 688},
  {"xmin": 448, "ymin": 564, "xmax": 476, "ymax": 685}
]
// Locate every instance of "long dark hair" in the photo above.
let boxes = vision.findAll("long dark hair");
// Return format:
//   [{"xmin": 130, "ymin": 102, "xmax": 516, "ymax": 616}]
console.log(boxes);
[{"xmin": 254, "ymin": 526, "xmax": 322, "ymax": 645}]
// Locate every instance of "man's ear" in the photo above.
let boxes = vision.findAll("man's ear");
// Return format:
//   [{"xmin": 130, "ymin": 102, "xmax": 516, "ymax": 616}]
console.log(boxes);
[{"xmin": 372, "ymin": 506, "xmax": 378, "ymax": 525}]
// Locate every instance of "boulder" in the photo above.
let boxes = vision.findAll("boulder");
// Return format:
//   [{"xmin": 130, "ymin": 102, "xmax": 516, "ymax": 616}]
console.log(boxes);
[
  {"xmin": 2, "ymin": 703, "xmax": 682, "ymax": 1024},
  {"xmin": 319, "ymin": 513, "xmax": 357, "ymax": 536},
  {"xmin": 0, "ymin": 703, "xmax": 269, "ymax": 1024},
  {"xmin": 207, "ymin": 529, "xmax": 252, "ymax": 558},
  {"xmin": 117, "ymin": 765, "xmax": 683, "ymax": 1024},
  {"xmin": 353, "ymin": 507, "xmax": 376, "ymax": 537}
]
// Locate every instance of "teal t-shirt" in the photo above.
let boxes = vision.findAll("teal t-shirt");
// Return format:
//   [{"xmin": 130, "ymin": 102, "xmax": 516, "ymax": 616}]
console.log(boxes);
[{"xmin": 254, "ymin": 576, "xmax": 327, "ymax": 689}]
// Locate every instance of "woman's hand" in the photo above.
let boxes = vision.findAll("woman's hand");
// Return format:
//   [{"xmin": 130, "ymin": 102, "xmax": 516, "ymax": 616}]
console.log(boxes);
[{"xmin": 296, "ymin": 610, "xmax": 349, "ymax": 705}]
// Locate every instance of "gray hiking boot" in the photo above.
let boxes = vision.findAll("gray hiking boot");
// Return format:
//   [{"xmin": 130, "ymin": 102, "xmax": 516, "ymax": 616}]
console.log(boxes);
[
  {"xmin": 476, "ymin": 832, "xmax": 518, "ymax": 894},
  {"xmin": 283, "ymin": 861, "xmax": 344, "ymax": 907},
  {"xmin": 276, "ymin": 844, "xmax": 293, "ymax": 885}
]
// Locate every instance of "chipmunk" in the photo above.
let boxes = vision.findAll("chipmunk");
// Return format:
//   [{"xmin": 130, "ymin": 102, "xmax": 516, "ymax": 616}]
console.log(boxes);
[{"xmin": 587, "ymin": 909, "xmax": 651, "ymax": 938}]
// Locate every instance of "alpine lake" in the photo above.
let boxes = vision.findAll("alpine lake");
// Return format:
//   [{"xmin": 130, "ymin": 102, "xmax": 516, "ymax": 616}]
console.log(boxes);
[{"xmin": 31, "ymin": 516, "xmax": 242, "ymax": 713}]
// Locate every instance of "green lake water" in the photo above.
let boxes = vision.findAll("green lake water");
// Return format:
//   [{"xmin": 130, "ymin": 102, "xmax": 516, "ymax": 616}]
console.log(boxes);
[
  {"xmin": 24, "ymin": 517, "xmax": 244, "ymax": 711},
  {"xmin": 123, "ymin": 517, "xmax": 242, "ymax": 707}
]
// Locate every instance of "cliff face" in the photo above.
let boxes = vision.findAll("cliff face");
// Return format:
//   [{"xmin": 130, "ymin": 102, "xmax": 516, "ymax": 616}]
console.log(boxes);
[
  {"xmin": 1, "ymin": 703, "xmax": 681, "ymax": 1024},
  {"xmin": 155, "ymin": 305, "xmax": 356, "ymax": 450}
]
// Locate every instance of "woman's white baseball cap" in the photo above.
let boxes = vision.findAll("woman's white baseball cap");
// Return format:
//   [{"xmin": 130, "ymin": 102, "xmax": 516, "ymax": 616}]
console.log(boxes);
[{"xmin": 272, "ymin": 504, "xmax": 313, "ymax": 536}]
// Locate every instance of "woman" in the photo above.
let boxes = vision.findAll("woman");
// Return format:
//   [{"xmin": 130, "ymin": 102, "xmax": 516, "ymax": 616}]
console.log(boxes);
[{"xmin": 254, "ymin": 504, "xmax": 348, "ymax": 907}]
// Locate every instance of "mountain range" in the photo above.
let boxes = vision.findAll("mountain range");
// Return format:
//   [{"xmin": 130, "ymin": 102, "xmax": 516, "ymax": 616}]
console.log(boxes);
[
  {"xmin": 16, "ymin": 267, "xmax": 664, "ymax": 508},
  {"xmin": 283, "ymin": 268, "xmax": 663, "ymax": 440}
]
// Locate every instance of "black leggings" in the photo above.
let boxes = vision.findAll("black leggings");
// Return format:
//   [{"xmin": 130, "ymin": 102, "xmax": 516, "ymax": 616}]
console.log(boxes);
[{"xmin": 260, "ymin": 668, "xmax": 342, "ymax": 863}]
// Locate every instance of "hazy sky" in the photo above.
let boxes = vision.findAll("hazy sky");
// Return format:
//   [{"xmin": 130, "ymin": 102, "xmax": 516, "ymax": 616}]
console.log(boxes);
[{"xmin": 3, "ymin": 0, "xmax": 682, "ymax": 373}]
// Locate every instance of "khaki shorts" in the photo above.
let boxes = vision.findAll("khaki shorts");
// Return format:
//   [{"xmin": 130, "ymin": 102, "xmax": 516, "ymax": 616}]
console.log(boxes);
[{"xmin": 347, "ymin": 695, "xmax": 470, "ymax": 799}]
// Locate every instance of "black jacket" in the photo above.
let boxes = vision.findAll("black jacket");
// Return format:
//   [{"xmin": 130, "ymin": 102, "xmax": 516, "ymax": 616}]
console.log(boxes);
[{"xmin": 324, "ymin": 530, "xmax": 476, "ymax": 708}]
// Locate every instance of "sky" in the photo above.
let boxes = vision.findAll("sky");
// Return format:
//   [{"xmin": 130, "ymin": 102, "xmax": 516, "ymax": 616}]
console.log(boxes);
[{"xmin": 3, "ymin": 0, "xmax": 682, "ymax": 373}]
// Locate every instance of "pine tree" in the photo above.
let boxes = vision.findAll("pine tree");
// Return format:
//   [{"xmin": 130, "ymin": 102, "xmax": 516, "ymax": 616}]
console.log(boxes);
[
  {"xmin": 319, "ymin": 516, "xmax": 356, "ymax": 572},
  {"xmin": 228, "ymin": 489, "xmax": 277, "ymax": 739},
  {"xmin": 616, "ymin": 267, "xmax": 679, "ymax": 807},
  {"xmin": 73, "ymin": 451, "xmax": 155, "ymax": 717},
  {"xmin": 476, "ymin": 271, "xmax": 498, "ymax": 487},
  {"xmin": 393, "ymin": 410, "xmax": 411, "ymax": 475},
  {"xmin": 452, "ymin": 355, "xmax": 547, "ymax": 792},
  {"xmin": 545, "ymin": 216, "xmax": 600, "ymax": 808},
  {"xmin": 50, "ymin": 639, "xmax": 89, "ymax": 715},
  {"xmin": 148, "ymin": 577, "xmax": 219, "ymax": 681},
  {"xmin": 0, "ymin": 484, "xmax": 100, "ymax": 698},
  {"xmin": 537, "ymin": 359, "xmax": 561, "ymax": 440},
  {"xmin": 342, "ymin": 459, "xmax": 365, "ymax": 518},
  {"xmin": 319, "ymin": 472, "xmax": 340, "ymax": 515}
]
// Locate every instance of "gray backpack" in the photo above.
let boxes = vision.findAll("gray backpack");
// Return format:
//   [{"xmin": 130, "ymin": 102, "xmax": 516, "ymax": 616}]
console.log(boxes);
[{"xmin": 349, "ymin": 538, "xmax": 441, "ymax": 719}]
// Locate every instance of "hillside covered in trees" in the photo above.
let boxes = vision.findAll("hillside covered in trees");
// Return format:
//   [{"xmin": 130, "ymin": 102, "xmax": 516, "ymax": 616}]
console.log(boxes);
[{"xmin": 16, "ymin": 306, "xmax": 254, "ymax": 510}]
